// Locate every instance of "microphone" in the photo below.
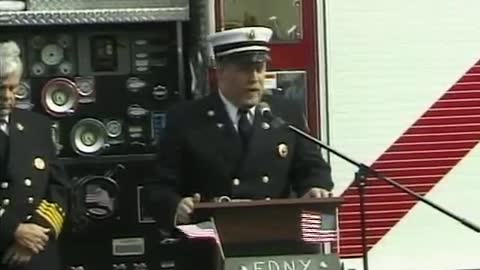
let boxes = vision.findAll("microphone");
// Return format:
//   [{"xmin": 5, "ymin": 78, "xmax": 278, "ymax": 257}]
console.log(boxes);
[
  {"xmin": 258, "ymin": 102, "xmax": 285, "ymax": 127},
  {"xmin": 258, "ymin": 102, "xmax": 273, "ymax": 121}
]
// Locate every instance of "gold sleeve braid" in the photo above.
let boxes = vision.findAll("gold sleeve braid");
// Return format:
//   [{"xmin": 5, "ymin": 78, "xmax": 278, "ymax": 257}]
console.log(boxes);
[{"xmin": 35, "ymin": 200, "xmax": 65, "ymax": 238}]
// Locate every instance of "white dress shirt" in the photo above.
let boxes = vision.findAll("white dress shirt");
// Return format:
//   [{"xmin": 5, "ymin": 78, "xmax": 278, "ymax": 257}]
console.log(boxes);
[
  {"xmin": 0, "ymin": 115, "xmax": 9, "ymax": 135},
  {"xmin": 218, "ymin": 91, "xmax": 255, "ymax": 131}
]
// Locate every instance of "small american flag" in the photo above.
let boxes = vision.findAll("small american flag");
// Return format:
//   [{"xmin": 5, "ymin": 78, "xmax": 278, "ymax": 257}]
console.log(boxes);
[
  {"xmin": 176, "ymin": 221, "xmax": 221, "ymax": 244},
  {"xmin": 300, "ymin": 211, "xmax": 337, "ymax": 243}
]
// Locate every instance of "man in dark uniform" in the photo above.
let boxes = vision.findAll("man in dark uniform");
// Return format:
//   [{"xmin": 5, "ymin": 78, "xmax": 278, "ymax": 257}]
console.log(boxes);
[
  {"xmin": 0, "ymin": 40, "xmax": 71, "ymax": 270},
  {"xmin": 146, "ymin": 27, "xmax": 333, "ymax": 231}
]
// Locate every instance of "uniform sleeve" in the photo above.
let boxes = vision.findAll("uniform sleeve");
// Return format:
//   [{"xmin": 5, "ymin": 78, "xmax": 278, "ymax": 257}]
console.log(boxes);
[
  {"xmin": 289, "ymin": 106, "xmax": 334, "ymax": 195},
  {"xmin": 31, "ymin": 120, "xmax": 71, "ymax": 239},
  {"xmin": 144, "ymin": 106, "xmax": 184, "ymax": 233}
]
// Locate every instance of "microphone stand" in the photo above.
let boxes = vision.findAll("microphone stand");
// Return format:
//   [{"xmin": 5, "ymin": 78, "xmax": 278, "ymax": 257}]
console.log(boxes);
[{"xmin": 286, "ymin": 124, "xmax": 480, "ymax": 270}]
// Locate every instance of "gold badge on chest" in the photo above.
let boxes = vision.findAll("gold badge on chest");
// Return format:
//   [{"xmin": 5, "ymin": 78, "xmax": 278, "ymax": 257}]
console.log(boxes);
[
  {"xmin": 277, "ymin": 143, "xmax": 288, "ymax": 158},
  {"xmin": 33, "ymin": 157, "xmax": 46, "ymax": 170}
]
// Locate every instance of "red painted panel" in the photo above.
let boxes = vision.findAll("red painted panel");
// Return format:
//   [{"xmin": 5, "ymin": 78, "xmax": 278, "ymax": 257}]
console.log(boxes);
[
  {"xmin": 269, "ymin": 44, "xmax": 308, "ymax": 70},
  {"xmin": 268, "ymin": 0, "xmax": 320, "ymax": 134},
  {"xmin": 215, "ymin": 0, "xmax": 321, "ymax": 135}
]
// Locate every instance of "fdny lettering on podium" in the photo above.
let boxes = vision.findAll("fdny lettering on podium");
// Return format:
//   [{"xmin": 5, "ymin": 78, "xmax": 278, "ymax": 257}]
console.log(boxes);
[
  {"xmin": 245, "ymin": 259, "xmax": 312, "ymax": 270},
  {"xmin": 225, "ymin": 254, "xmax": 340, "ymax": 270}
]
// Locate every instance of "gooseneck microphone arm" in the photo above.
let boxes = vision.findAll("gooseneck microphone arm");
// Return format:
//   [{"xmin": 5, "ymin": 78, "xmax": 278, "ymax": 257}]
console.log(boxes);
[{"xmin": 258, "ymin": 102, "xmax": 480, "ymax": 270}]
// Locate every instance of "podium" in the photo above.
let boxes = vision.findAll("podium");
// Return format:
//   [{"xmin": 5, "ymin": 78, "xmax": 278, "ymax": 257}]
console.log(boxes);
[{"xmin": 186, "ymin": 197, "xmax": 343, "ymax": 270}]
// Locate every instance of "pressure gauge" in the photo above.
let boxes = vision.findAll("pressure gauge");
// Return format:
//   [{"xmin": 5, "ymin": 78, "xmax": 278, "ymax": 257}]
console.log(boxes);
[
  {"xmin": 106, "ymin": 120, "xmax": 123, "ymax": 138},
  {"xmin": 41, "ymin": 44, "xmax": 64, "ymax": 66},
  {"xmin": 41, "ymin": 78, "xmax": 79, "ymax": 117},
  {"xmin": 77, "ymin": 79, "xmax": 95, "ymax": 97},
  {"xmin": 58, "ymin": 61, "xmax": 73, "ymax": 75},
  {"xmin": 57, "ymin": 34, "xmax": 73, "ymax": 48},
  {"xmin": 15, "ymin": 81, "xmax": 30, "ymax": 100},
  {"xmin": 31, "ymin": 62, "xmax": 46, "ymax": 76},
  {"xmin": 71, "ymin": 118, "xmax": 108, "ymax": 156}
]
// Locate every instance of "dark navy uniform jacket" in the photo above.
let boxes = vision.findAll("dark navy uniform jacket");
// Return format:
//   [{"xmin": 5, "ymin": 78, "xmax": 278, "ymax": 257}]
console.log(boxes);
[
  {"xmin": 0, "ymin": 109, "xmax": 70, "ymax": 270},
  {"xmin": 146, "ymin": 93, "xmax": 333, "ymax": 231}
]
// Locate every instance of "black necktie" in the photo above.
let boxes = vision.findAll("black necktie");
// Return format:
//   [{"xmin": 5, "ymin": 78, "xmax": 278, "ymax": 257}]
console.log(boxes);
[{"xmin": 238, "ymin": 108, "xmax": 253, "ymax": 148}]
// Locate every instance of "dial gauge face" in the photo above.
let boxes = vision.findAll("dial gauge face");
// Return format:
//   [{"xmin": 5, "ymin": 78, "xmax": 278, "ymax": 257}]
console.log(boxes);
[
  {"xmin": 81, "ymin": 131, "xmax": 97, "ymax": 146},
  {"xmin": 57, "ymin": 34, "xmax": 73, "ymax": 48},
  {"xmin": 41, "ymin": 78, "xmax": 79, "ymax": 117},
  {"xmin": 59, "ymin": 61, "xmax": 72, "ymax": 75},
  {"xmin": 41, "ymin": 44, "xmax": 64, "ymax": 66},
  {"xmin": 15, "ymin": 82, "xmax": 30, "ymax": 100},
  {"xmin": 70, "ymin": 118, "xmax": 107, "ymax": 156},
  {"xmin": 106, "ymin": 121, "xmax": 122, "ymax": 138},
  {"xmin": 32, "ymin": 62, "xmax": 46, "ymax": 76},
  {"xmin": 51, "ymin": 89, "xmax": 68, "ymax": 106},
  {"xmin": 77, "ymin": 80, "xmax": 94, "ymax": 96}
]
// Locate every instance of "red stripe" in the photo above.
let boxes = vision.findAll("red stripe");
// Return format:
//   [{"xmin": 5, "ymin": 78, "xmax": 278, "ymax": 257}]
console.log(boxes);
[
  {"xmin": 424, "ymin": 108, "xmax": 480, "ymax": 117},
  {"xmin": 355, "ymin": 176, "xmax": 443, "ymax": 186},
  {"xmin": 370, "ymin": 167, "xmax": 450, "ymax": 177},
  {"xmin": 450, "ymin": 82, "xmax": 480, "ymax": 90},
  {"xmin": 371, "ymin": 158, "xmax": 460, "ymax": 169},
  {"xmin": 432, "ymin": 100, "xmax": 480, "ymax": 108},
  {"xmin": 394, "ymin": 133, "xmax": 480, "ymax": 143},
  {"xmin": 466, "ymin": 66, "xmax": 480, "ymax": 73},
  {"xmin": 340, "ymin": 227, "xmax": 391, "ymax": 238},
  {"xmin": 387, "ymin": 141, "xmax": 476, "ymax": 152},
  {"xmin": 339, "ymin": 210, "xmax": 409, "ymax": 221},
  {"xmin": 414, "ymin": 116, "xmax": 480, "ymax": 125},
  {"xmin": 341, "ymin": 201, "xmax": 416, "ymax": 213},
  {"xmin": 340, "ymin": 236, "xmax": 382, "ymax": 247},
  {"xmin": 344, "ymin": 185, "xmax": 431, "ymax": 196},
  {"xmin": 407, "ymin": 125, "xmax": 480, "ymax": 134},
  {"xmin": 338, "ymin": 62, "xmax": 480, "ymax": 257},
  {"xmin": 458, "ymin": 75, "xmax": 480, "ymax": 83}
]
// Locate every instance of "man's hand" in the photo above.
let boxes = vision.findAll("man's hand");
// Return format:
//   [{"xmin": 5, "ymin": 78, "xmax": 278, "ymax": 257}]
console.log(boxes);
[
  {"xmin": 14, "ymin": 223, "xmax": 50, "ymax": 254},
  {"xmin": 175, "ymin": 193, "xmax": 201, "ymax": 225},
  {"xmin": 302, "ymin": 187, "xmax": 331, "ymax": 198},
  {"xmin": 1, "ymin": 243, "xmax": 34, "ymax": 267}
]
